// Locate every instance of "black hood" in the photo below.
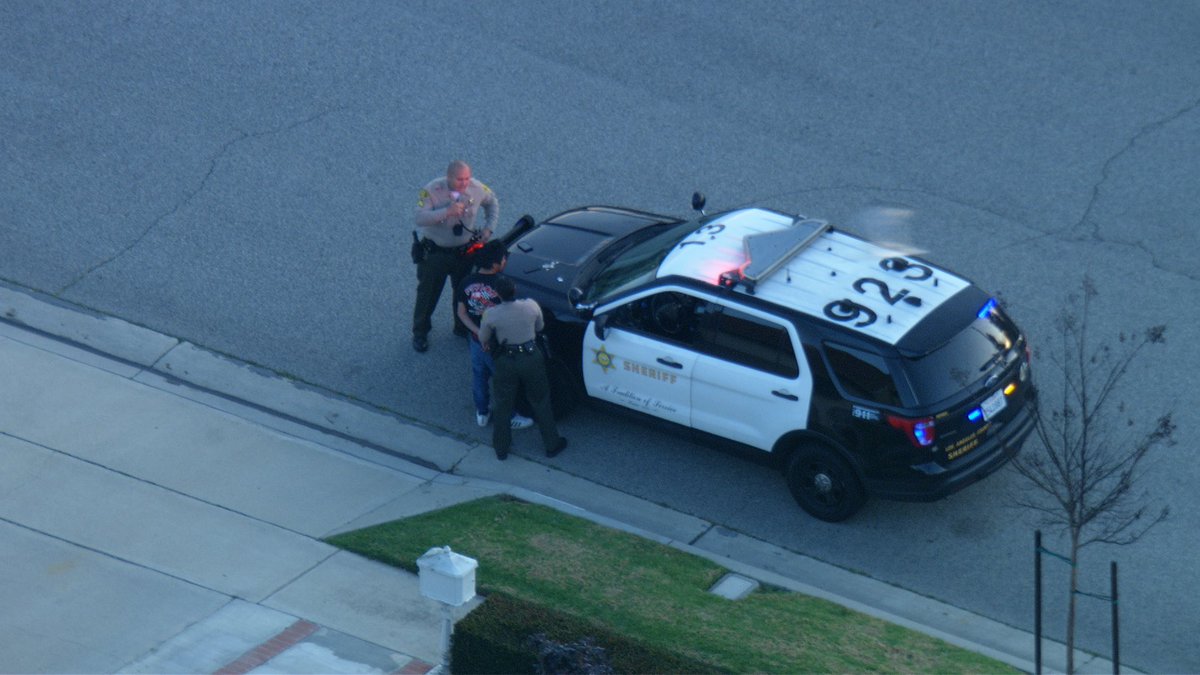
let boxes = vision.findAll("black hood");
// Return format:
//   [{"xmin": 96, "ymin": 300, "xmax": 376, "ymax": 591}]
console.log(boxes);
[{"xmin": 503, "ymin": 206, "xmax": 684, "ymax": 317}]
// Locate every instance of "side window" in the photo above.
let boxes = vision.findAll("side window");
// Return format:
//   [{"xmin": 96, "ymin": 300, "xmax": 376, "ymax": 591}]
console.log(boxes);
[
  {"xmin": 823, "ymin": 343, "xmax": 902, "ymax": 406},
  {"xmin": 694, "ymin": 303, "xmax": 799, "ymax": 378},
  {"xmin": 607, "ymin": 291, "xmax": 700, "ymax": 346}
]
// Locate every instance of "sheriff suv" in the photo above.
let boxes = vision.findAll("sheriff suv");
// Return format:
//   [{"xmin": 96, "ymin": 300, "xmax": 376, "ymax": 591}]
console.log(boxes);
[{"xmin": 500, "ymin": 195, "xmax": 1036, "ymax": 521}]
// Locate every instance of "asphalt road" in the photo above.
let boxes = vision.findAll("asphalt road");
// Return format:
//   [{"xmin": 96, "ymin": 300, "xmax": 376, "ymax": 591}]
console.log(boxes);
[{"xmin": 3, "ymin": 2, "xmax": 1199, "ymax": 672}]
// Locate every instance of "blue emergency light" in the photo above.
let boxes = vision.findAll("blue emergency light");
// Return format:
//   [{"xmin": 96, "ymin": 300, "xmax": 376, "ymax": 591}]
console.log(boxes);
[{"xmin": 977, "ymin": 298, "xmax": 998, "ymax": 319}]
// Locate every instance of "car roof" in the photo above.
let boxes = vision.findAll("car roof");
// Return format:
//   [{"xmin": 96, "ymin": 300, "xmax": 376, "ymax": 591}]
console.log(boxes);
[{"xmin": 655, "ymin": 207, "xmax": 973, "ymax": 347}]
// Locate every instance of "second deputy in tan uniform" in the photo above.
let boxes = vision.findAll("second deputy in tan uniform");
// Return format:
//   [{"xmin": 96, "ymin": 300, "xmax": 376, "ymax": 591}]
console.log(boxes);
[
  {"xmin": 411, "ymin": 160, "xmax": 499, "ymax": 353},
  {"xmin": 478, "ymin": 277, "xmax": 567, "ymax": 461}
]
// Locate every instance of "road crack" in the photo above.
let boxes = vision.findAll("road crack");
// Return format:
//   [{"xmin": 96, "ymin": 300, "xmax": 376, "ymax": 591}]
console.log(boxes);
[
  {"xmin": 56, "ymin": 106, "xmax": 345, "ymax": 296},
  {"xmin": 1073, "ymin": 93, "xmax": 1200, "ymax": 242}
]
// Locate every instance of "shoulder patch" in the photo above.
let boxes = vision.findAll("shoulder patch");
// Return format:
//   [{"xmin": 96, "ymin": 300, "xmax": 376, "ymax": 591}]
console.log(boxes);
[
  {"xmin": 478, "ymin": 182, "xmax": 493, "ymax": 194},
  {"xmin": 417, "ymin": 188, "xmax": 429, "ymax": 207}
]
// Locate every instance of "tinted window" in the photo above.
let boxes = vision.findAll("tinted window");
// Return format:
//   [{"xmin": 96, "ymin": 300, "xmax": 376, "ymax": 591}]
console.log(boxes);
[
  {"xmin": 903, "ymin": 306, "xmax": 1022, "ymax": 404},
  {"xmin": 607, "ymin": 291, "xmax": 700, "ymax": 346},
  {"xmin": 824, "ymin": 343, "xmax": 902, "ymax": 406},
  {"xmin": 694, "ymin": 304, "xmax": 799, "ymax": 378}
]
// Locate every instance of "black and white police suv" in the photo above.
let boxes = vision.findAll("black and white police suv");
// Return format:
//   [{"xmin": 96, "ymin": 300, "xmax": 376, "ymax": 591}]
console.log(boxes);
[{"xmin": 500, "ymin": 195, "xmax": 1036, "ymax": 521}]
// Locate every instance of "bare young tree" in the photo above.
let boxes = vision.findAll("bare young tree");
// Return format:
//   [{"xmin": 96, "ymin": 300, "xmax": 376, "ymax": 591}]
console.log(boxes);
[{"xmin": 1009, "ymin": 276, "xmax": 1174, "ymax": 673}]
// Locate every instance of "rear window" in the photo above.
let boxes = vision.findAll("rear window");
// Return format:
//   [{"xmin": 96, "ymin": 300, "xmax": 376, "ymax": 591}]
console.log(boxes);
[
  {"xmin": 902, "ymin": 305, "xmax": 1022, "ymax": 404},
  {"xmin": 824, "ymin": 343, "xmax": 902, "ymax": 406}
]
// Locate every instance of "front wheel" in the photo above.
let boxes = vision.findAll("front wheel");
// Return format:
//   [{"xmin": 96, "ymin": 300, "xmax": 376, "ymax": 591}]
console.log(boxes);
[
  {"xmin": 786, "ymin": 444, "xmax": 866, "ymax": 522},
  {"xmin": 545, "ymin": 356, "xmax": 582, "ymax": 420}
]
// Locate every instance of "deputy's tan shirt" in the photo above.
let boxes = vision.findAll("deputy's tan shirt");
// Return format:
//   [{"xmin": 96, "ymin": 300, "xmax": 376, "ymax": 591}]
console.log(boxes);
[
  {"xmin": 414, "ymin": 176, "xmax": 499, "ymax": 247},
  {"xmin": 479, "ymin": 299, "xmax": 543, "ymax": 347}
]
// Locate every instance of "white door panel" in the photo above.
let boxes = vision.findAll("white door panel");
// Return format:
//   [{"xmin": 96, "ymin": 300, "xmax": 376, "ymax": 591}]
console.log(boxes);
[
  {"xmin": 690, "ymin": 356, "xmax": 811, "ymax": 451},
  {"xmin": 582, "ymin": 326, "xmax": 694, "ymax": 427},
  {"xmin": 583, "ymin": 286, "xmax": 812, "ymax": 451}
]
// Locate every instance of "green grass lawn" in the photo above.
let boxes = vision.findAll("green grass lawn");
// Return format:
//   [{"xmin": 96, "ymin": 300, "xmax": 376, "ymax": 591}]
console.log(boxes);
[{"xmin": 327, "ymin": 496, "xmax": 1015, "ymax": 673}]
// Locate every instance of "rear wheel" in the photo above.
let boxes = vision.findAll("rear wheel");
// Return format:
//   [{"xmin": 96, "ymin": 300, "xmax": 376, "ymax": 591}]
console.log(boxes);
[{"xmin": 786, "ymin": 443, "xmax": 866, "ymax": 522}]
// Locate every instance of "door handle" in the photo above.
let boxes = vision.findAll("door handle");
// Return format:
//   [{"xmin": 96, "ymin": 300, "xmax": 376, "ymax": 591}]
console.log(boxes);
[
  {"xmin": 772, "ymin": 390, "xmax": 799, "ymax": 401},
  {"xmin": 656, "ymin": 357, "xmax": 683, "ymax": 369}
]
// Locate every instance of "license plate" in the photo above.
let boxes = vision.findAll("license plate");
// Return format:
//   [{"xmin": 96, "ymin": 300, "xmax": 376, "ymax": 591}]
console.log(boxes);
[{"xmin": 981, "ymin": 388, "xmax": 1007, "ymax": 420}]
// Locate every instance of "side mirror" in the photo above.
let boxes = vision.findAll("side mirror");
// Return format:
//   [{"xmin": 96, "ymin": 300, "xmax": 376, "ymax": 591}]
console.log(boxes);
[
  {"xmin": 691, "ymin": 192, "xmax": 707, "ymax": 214},
  {"xmin": 593, "ymin": 314, "xmax": 609, "ymax": 340},
  {"xmin": 500, "ymin": 214, "xmax": 537, "ymax": 247}
]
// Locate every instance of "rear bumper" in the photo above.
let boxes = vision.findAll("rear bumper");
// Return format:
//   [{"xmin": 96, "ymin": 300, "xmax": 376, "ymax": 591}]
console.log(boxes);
[{"xmin": 866, "ymin": 401, "xmax": 1036, "ymax": 502}]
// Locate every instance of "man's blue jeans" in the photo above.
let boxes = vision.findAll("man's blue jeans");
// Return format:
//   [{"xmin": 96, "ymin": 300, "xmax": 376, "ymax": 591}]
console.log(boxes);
[{"xmin": 469, "ymin": 337, "xmax": 494, "ymax": 415}]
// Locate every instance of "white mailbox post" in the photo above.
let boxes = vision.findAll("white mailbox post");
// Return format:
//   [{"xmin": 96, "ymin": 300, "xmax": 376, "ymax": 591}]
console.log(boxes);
[{"xmin": 417, "ymin": 546, "xmax": 478, "ymax": 669}]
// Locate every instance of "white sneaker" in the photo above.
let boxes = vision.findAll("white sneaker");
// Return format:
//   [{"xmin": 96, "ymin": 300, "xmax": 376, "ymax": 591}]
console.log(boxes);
[
  {"xmin": 510, "ymin": 414, "xmax": 534, "ymax": 430},
  {"xmin": 476, "ymin": 411, "xmax": 490, "ymax": 427}
]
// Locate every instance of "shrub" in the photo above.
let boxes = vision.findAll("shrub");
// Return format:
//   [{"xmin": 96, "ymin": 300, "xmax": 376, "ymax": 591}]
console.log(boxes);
[{"xmin": 451, "ymin": 592, "xmax": 721, "ymax": 674}]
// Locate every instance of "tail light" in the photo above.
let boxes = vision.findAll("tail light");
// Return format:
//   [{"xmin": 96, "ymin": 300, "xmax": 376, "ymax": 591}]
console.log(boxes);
[{"xmin": 888, "ymin": 414, "xmax": 936, "ymax": 448}]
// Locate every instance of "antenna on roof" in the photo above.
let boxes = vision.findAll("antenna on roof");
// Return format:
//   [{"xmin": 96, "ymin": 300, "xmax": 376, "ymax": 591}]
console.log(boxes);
[{"xmin": 691, "ymin": 192, "xmax": 707, "ymax": 216}]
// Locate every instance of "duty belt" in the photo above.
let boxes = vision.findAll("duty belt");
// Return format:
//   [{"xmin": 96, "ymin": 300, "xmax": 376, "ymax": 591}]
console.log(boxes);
[
  {"xmin": 422, "ymin": 239, "xmax": 468, "ymax": 255},
  {"xmin": 497, "ymin": 340, "xmax": 538, "ymax": 357}
]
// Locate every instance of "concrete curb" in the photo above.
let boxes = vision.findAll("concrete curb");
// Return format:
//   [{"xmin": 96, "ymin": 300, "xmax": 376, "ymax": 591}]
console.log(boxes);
[{"xmin": 1, "ymin": 282, "xmax": 178, "ymax": 366}]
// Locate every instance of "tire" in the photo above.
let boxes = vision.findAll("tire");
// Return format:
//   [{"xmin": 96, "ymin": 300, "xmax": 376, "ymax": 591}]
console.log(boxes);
[
  {"xmin": 545, "ymin": 356, "xmax": 582, "ymax": 420},
  {"xmin": 785, "ymin": 443, "xmax": 866, "ymax": 522}
]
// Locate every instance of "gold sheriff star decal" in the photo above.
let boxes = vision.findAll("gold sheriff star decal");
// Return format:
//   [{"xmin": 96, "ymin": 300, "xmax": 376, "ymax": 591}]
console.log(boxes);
[{"xmin": 591, "ymin": 345, "xmax": 615, "ymax": 373}]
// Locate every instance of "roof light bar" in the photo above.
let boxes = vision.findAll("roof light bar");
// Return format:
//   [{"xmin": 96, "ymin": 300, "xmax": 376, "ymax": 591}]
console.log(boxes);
[{"xmin": 720, "ymin": 219, "xmax": 830, "ymax": 293}]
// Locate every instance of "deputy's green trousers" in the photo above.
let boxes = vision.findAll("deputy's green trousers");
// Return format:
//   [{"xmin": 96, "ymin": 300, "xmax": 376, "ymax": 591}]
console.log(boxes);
[
  {"xmin": 412, "ymin": 246, "xmax": 469, "ymax": 339},
  {"xmin": 492, "ymin": 351, "xmax": 561, "ymax": 456}
]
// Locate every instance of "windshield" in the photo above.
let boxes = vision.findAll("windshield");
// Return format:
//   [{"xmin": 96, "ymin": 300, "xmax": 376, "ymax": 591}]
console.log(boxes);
[
  {"xmin": 902, "ymin": 305, "xmax": 1022, "ymax": 405},
  {"xmin": 582, "ymin": 220, "xmax": 699, "ymax": 303}
]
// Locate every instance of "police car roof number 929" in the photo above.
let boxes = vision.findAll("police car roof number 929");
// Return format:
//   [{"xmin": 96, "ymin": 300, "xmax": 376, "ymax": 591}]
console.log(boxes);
[{"xmin": 656, "ymin": 207, "xmax": 970, "ymax": 345}]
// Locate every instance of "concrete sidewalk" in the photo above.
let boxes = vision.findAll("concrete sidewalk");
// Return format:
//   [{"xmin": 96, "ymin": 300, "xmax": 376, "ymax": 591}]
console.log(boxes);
[
  {"xmin": 0, "ymin": 283, "xmax": 1119, "ymax": 673},
  {"xmin": 0, "ymin": 315, "xmax": 476, "ymax": 673}
]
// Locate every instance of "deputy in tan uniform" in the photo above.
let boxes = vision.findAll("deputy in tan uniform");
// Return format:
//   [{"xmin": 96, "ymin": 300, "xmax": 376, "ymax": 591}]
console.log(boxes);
[
  {"xmin": 411, "ymin": 160, "xmax": 499, "ymax": 353},
  {"xmin": 478, "ymin": 276, "xmax": 567, "ymax": 461}
]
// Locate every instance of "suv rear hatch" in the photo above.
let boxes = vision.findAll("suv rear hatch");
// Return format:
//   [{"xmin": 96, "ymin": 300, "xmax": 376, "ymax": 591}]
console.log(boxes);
[{"xmin": 899, "ymin": 292, "xmax": 1033, "ymax": 464}]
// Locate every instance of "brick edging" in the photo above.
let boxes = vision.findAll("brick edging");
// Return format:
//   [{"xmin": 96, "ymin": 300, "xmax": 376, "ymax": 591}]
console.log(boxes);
[{"xmin": 213, "ymin": 619, "xmax": 319, "ymax": 675}]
